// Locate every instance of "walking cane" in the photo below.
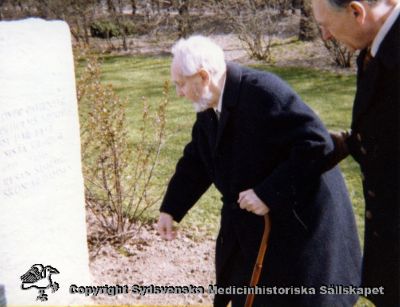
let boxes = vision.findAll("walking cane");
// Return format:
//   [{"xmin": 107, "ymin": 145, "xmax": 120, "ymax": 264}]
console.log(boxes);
[{"xmin": 244, "ymin": 214, "xmax": 272, "ymax": 307}]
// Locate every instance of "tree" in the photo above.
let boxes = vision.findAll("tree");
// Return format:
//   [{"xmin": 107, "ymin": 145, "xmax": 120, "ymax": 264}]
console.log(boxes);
[
  {"xmin": 299, "ymin": 0, "xmax": 317, "ymax": 41},
  {"xmin": 130, "ymin": 0, "xmax": 137, "ymax": 14},
  {"xmin": 5, "ymin": 0, "xmax": 99, "ymax": 44},
  {"xmin": 175, "ymin": 0, "xmax": 192, "ymax": 38},
  {"xmin": 214, "ymin": 0, "xmax": 285, "ymax": 62}
]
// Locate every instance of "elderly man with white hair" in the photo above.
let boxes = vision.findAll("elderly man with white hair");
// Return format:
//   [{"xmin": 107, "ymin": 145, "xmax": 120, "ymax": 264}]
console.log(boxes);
[{"xmin": 158, "ymin": 35, "xmax": 362, "ymax": 306}]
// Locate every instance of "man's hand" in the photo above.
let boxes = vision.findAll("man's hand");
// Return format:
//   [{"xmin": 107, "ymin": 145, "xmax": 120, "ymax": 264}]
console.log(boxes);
[
  {"xmin": 157, "ymin": 212, "xmax": 177, "ymax": 240},
  {"xmin": 238, "ymin": 189, "xmax": 270, "ymax": 216},
  {"xmin": 330, "ymin": 130, "xmax": 349, "ymax": 159},
  {"xmin": 323, "ymin": 130, "xmax": 350, "ymax": 171}
]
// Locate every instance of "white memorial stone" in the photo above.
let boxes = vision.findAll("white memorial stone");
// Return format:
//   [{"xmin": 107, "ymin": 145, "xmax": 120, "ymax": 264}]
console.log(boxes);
[{"xmin": 0, "ymin": 18, "xmax": 91, "ymax": 305}]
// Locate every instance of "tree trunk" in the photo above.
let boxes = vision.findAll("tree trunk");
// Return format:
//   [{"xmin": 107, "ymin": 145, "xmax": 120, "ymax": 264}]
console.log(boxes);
[
  {"xmin": 130, "ymin": 0, "xmax": 136, "ymax": 15},
  {"xmin": 0, "ymin": 0, "xmax": 4, "ymax": 20},
  {"xmin": 107, "ymin": 0, "xmax": 117, "ymax": 14},
  {"xmin": 299, "ymin": 0, "xmax": 317, "ymax": 41},
  {"xmin": 117, "ymin": 0, "xmax": 124, "ymax": 14},
  {"xmin": 177, "ymin": 0, "xmax": 192, "ymax": 38},
  {"xmin": 82, "ymin": 15, "xmax": 91, "ymax": 45}
]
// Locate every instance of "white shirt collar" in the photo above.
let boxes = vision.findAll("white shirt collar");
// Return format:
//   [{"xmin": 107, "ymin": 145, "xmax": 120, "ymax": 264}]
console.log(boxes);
[
  {"xmin": 214, "ymin": 75, "xmax": 226, "ymax": 114},
  {"xmin": 371, "ymin": 2, "xmax": 400, "ymax": 57}
]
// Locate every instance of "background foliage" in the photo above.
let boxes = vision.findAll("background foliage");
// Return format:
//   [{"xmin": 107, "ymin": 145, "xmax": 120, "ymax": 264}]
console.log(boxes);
[{"xmin": 0, "ymin": 0, "xmax": 354, "ymax": 67}]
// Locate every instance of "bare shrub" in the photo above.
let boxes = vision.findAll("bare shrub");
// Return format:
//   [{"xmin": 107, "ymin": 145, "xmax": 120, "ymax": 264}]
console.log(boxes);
[
  {"xmin": 214, "ymin": 0, "xmax": 290, "ymax": 62},
  {"xmin": 322, "ymin": 38, "xmax": 354, "ymax": 68},
  {"xmin": 75, "ymin": 50, "xmax": 169, "ymax": 246}
]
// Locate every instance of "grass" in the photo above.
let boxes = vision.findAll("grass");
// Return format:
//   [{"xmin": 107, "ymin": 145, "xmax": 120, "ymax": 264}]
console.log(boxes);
[{"xmin": 83, "ymin": 54, "xmax": 372, "ymax": 306}]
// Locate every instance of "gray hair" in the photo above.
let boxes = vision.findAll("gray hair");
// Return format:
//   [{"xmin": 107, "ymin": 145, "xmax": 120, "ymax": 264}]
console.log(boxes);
[
  {"xmin": 171, "ymin": 35, "xmax": 226, "ymax": 81},
  {"xmin": 327, "ymin": 0, "xmax": 378, "ymax": 9}
]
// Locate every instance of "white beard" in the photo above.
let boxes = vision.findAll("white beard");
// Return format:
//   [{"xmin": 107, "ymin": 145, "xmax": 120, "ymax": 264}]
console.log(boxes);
[{"xmin": 192, "ymin": 88, "xmax": 214, "ymax": 113}]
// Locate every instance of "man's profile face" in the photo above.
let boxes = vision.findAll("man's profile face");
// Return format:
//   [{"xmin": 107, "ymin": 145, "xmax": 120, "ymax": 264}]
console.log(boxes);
[
  {"xmin": 312, "ymin": 0, "xmax": 365, "ymax": 51},
  {"xmin": 171, "ymin": 60, "xmax": 214, "ymax": 112}
]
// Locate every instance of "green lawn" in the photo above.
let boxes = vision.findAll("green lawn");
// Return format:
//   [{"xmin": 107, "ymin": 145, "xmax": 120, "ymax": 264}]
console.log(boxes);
[{"xmin": 87, "ymin": 55, "xmax": 372, "ymax": 306}]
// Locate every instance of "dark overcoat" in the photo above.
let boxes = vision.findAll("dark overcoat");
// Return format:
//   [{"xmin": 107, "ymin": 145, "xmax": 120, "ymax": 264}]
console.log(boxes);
[
  {"xmin": 346, "ymin": 15, "xmax": 400, "ymax": 307},
  {"xmin": 160, "ymin": 63, "xmax": 361, "ymax": 306}
]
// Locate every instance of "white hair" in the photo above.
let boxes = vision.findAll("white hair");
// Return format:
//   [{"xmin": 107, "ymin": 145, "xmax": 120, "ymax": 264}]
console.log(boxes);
[{"xmin": 171, "ymin": 35, "xmax": 226, "ymax": 81}]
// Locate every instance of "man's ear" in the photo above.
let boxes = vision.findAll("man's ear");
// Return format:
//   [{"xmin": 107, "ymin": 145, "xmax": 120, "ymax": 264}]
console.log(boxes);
[
  {"xmin": 349, "ymin": 1, "xmax": 367, "ymax": 24},
  {"xmin": 198, "ymin": 69, "xmax": 210, "ymax": 85}
]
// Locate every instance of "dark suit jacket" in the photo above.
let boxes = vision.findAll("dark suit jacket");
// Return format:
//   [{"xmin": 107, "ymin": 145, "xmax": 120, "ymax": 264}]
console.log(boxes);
[
  {"xmin": 161, "ymin": 63, "xmax": 361, "ymax": 306},
  {"xmin": 347, "ymin": 14, "xmax": 400, "ymax": 306}
]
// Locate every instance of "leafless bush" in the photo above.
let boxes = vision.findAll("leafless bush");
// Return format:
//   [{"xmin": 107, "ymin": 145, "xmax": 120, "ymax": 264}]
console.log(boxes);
[
  {"xmin": 214, "ymin": 0, "xmax": 290, "ymax": 62},
  {"xmin": 75, "ymin": 50, "xmax": 169, "ymax": 245},
  {"xmin": 322, "ymin": 38, "xmax": 354, "ymax": 68}
]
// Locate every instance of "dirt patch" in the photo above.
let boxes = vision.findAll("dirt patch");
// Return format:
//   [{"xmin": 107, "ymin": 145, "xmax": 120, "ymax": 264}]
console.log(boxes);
[{"xmin": 87, "ymin": 211, "xmax": 216, "ymax": 306}]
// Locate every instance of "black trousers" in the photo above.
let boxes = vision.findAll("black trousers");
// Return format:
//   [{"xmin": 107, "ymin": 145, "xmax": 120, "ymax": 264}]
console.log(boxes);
[
  {"xmin": 213, "ymin": 235, "xmax": 248, "ymax": 307},
  {"xmin": 362, "ymin": 224, "xmax": 400, "ymax": 307}
]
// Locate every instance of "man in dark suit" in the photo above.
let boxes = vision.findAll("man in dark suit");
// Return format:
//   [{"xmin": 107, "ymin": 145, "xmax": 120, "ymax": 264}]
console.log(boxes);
[
  {"xmin": 312, "ymin": 1, "xmax": 399, "ymax": 306},
  {"xmin": 157, "ymin": 35, "xmax": 362, "ymax": 306}
]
